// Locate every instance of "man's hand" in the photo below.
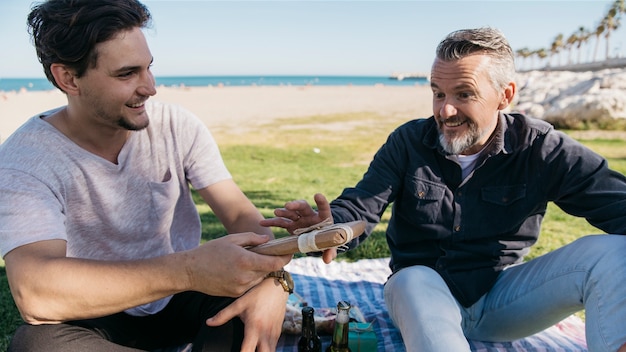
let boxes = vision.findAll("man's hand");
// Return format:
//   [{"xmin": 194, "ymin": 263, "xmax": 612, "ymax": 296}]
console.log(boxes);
[
  {"xmin": 259, "ymin": 193, "xmax": 332, "ymax": 234},
  {"xmin": 184, "ymin": 233, "xmax": 292, "ymax": 297},
  {"xmin": 205, "ymin": 278, "xmax": 288, "ymax": 352},
  {"xmin": 260, "ymin": 193, "xmax": 337, "ymax": 264}
]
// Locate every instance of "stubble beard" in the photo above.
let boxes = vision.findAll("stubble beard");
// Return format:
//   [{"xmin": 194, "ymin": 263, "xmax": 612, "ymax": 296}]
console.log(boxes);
[
  {"xmin": 90, "ymin": 96, "xmax": 150, "ymax": 131},
  {"xmin": 117, "ymin": 116, "xmax": 149, "ymax": 131}
]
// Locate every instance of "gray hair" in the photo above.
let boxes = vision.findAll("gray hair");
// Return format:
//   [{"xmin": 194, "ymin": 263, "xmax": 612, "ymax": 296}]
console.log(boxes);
[{"xmin": 435, "ymin": 27, "xmax": 516, "ymax": 90}]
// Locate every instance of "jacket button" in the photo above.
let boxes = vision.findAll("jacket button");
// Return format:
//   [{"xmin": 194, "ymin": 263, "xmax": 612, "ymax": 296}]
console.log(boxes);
[{"xmin": 454, "ymin": 225, "xmax": 461, "ymax": 232}]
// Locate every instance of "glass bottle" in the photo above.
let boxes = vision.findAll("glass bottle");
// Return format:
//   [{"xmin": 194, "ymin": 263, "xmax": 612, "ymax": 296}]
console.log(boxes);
[
  {"xmin": 325, "ymin": 301, "xmax": 352, "ymax": 352},
  {"xmin": 298, "ymin": 306, "xmax": 322, "ymax": 352}
]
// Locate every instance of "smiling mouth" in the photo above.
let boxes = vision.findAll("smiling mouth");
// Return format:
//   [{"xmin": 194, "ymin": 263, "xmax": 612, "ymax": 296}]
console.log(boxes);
[
  {"xmin": 127, "ymin": 101, "xmax": 146, "ymax": 108},
  {"xmin": 443, "ymin": 118, "xmax": 466, "ymax": 128}
]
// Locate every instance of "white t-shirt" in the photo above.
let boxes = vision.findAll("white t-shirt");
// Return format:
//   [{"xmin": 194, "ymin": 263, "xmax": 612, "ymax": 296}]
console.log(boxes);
[
  {"xmin": 0, "ymin": 101, "xmax": 231, "ymax": 315},
  {"xmin": 457, "ymin": 152, "xmax": 482, "ymax": 180}
]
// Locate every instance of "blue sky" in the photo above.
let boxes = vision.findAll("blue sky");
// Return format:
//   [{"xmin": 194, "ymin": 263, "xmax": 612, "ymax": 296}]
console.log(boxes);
[{"xmin": 1, "ymin": 0, "xmax": 624, "ymax": 78}]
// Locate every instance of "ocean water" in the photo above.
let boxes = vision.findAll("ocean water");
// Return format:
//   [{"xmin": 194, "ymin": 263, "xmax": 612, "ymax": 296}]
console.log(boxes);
[{"xmin": 0, "ymin": 75, "xmax": 428, "ymax": 92}]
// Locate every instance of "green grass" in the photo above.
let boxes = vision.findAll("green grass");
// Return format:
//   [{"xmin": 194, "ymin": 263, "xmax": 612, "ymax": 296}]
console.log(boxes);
[
  {"xmin": 1, "ymin": 114, "xmax": 625, "ymax": 350},
  {"xmin": 0, "ymin": 266, "xmax": 21, "ymax": 350}
]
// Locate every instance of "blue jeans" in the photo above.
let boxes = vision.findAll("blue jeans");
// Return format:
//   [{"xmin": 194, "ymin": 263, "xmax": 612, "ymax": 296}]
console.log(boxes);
[{"xmin": 384, "ymin": 235, "xmax": 626, "ymax": 352}]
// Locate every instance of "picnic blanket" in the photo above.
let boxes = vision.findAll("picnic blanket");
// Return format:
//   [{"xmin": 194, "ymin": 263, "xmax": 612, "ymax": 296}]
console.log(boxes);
[{"xmin": 277, "ymin": 257, "xmax": 588, "ymax": 352}]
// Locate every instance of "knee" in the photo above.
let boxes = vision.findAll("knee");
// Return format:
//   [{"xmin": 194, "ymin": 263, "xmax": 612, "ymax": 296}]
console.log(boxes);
[
  {"xmin": 566, "ymin": 235, "xmax": 626, "ymax": 289},
  {"xmin": 386, "ymin": 265, "xmax": 448, "ymax": 294},
  {"xmin": 9, "ymin": 324, "xmax": 54, "ymax": 352},
  {"xmin": 9, "ymin": 323, "xmax": 96, "ymax": 352},
  {"xmin": 385, "ymin": 265, "xmax": 457, "ymax": 311},
  {"xmin": 575, "ymin": 235, "xmax": 626, "ymax": 266},
  {"xmin": 575, "ymin": 234, "xmax": 626, "ymax": 249},
  {"xmin": 384, "ymin": 265, "xmax": 465, "ymax": 344}
]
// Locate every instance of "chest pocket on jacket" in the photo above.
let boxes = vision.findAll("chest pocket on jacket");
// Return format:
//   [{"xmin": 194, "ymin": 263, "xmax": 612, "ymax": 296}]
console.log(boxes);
[
  {"xmin": 479, "ymin": 185, "xmax": 527, "ymax": 234},
  {"xmin": 481, "ymin": 185, "xmax": 526, "ymax": 206},
  {"xmin": 402, "ymin": 178, "xmax": 446, "ymax": 224}
]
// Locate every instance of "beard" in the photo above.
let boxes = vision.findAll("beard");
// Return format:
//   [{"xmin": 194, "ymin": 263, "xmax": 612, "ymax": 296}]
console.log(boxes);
[
  {"xmin": 90, "ymin": 105, "xmax": 149, "ymax": 131},
  {"xmin": 117, "ymin": 116, "xmax": 149, "ymax": 131},
  {"xmin": 438, "ymin": 118, "xmax": 483, "ymax": 155},
  {"xmin": 85, "ymin": 94, "xmax": 150, "ymax": 131}
]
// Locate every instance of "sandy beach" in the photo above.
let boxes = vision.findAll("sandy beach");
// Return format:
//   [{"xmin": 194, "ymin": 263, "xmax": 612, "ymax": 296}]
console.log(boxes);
[{"xmin": 0, "ymin": 85, "xmax": 433, "ymax": 142}]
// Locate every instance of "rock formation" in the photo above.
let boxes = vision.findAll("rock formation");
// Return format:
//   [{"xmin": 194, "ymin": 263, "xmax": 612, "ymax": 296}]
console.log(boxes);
[{"xmin": 514, "ymin": 68, "xmax": 626, "ymax": 128}]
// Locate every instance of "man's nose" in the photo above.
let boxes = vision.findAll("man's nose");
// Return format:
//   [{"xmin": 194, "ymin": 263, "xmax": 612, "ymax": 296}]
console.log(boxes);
[
  {"xmin": 439, "ymin": 101, "xmax": 457, "ymax": 118},
  {"xmin": 138, "ymin": 70, "xmax": 156, "ymax": 96}
]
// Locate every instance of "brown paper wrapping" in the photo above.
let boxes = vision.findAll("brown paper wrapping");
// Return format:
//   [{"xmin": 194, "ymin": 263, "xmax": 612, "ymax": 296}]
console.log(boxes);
[{"xmin": 248, "ymin": 220, "xmax": 366, "ymax": 255}]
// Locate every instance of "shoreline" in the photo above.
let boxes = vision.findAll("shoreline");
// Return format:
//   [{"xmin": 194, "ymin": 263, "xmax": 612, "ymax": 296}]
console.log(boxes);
[{"xmin": 0, "ymin": 85, "xmax": 433, "ymax": 141}]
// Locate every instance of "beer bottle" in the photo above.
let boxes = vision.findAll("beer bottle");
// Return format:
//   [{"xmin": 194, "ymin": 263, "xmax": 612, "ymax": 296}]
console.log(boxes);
[
  {"xmin": 298, "ymin": 306, "xmax": 322, "ymax": 352},
  {"xmin": 325, "ymin": 301, "xmax": 352, "ymax": 352}
]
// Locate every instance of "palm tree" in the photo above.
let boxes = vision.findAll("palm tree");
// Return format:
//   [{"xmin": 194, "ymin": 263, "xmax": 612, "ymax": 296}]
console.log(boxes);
[
  {"xmin": 603, "ymin": 9, "xmax": 620, "ymax": 59},
  {"xmin": 575, "ymin": 26, "xmax": 590, "ymax": 63},
  {"xmin": 511, "ymin": 0, "xmax": 624, "ymax": 65},
  {"xmin": 592, "ymin": 21, "xmax": 605, "ymax": 62},
  {"xmin": 613, "ymin": 0, "xmax": 626, "ymax": 57},
  {"xmin": 550, "ymin": 33, "xmax": 564, "ymax": 67},
  {"xmin": 614, "ymin": 0, "xmax": 626, "ymax": 16},
  {"xmin": 536, "ymin": 48, "xmax": 548, "ymax": 69},
  {"xmin": 515, "ymin": 47, "xmax": 532, "ymax": 70},
  {"xmin": 566, "ymin": 33, "xmax": 578, "ymax": 64}
]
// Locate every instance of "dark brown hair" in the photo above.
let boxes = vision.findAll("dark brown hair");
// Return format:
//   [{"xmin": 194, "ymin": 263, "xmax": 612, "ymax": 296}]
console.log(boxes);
[{"xmin": 27, "ymin": 0, "xmax": 152, "ymax": 91}]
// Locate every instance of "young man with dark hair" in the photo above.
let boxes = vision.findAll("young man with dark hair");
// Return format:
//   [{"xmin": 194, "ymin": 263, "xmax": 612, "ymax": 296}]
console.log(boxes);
[{"xmin": 0, "ymin": 1, "xmax": 292, "ymax": 351}]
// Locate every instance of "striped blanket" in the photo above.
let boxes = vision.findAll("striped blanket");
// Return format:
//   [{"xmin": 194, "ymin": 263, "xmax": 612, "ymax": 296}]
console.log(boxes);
[{"xmin": 277, "ymin": 257, "xmax": 587, "ymax": 352}]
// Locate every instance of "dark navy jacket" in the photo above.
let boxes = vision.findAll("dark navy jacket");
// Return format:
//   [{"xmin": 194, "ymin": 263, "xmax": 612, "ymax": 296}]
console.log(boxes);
[{"xmin": 330, "ymin": 113, "xmax": 626, "ymax": 307}]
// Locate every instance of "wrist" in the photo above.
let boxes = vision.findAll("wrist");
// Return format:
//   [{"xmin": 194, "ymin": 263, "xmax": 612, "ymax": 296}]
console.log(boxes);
[{"xmin": 265, "ymin": 269, "xmax": 294, "ymax": 294}]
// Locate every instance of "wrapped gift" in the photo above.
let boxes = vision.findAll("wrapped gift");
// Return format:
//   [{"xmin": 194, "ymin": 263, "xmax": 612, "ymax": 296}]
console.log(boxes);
[{"xmin": 349, "ymin": 322, "xmax": 377, "ymax": 352}]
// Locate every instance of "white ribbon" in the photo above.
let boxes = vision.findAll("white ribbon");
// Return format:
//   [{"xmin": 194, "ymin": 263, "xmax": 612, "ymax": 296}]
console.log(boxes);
[{"xmin": 296, "ymin": 223, "xmax": 355, "ymax": 253}]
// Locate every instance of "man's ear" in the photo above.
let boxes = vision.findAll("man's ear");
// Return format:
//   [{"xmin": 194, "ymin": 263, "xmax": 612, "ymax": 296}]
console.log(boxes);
[
  {"xmin": 50, "ymin": 63, "xmax": 80, "ymax": 96},
  {"xmin": 498, "ymin": 81, "xmax": 517, "ymax": 110}
]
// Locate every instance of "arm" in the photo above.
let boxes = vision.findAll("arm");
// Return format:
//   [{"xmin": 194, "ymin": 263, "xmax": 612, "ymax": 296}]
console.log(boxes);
[
  {"xmin": 197, "ymin": 179, "xmax": 293, "ymax": 351},
  {"xmin": 259, "ymin": 124, "xmax": 413, "ymax": 262},
  {"xmin": 5, "ymin": 232, "xmax": 286, "ymax": 325},
  {"xmin": 261, "ymin": 122, "xmax": 414, "ymax": 242},
  {"xmin": 541, "ymin": 131, "xmax": 626, "ymax": 234},
  {"xmin": 197, "ymin": 179, "xmax": 274, "ymax": 238}
]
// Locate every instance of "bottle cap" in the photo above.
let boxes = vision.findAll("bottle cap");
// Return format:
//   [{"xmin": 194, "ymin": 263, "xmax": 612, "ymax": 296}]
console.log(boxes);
[
  {"xmin": 337, "ymin": 300, "xmax": 351, "ymax": 310},
  {"xmin": 336, "ymin": 300, "xmax": 351, "ymax": 323}
]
